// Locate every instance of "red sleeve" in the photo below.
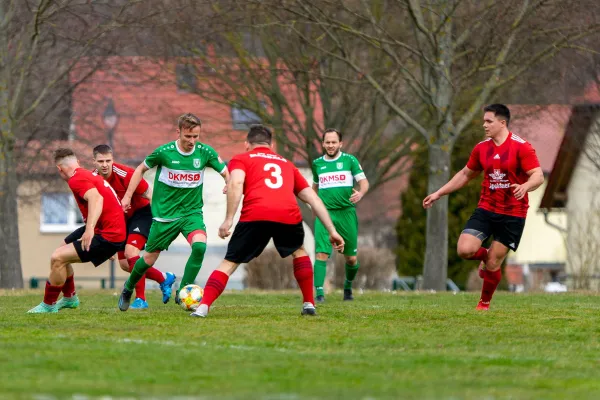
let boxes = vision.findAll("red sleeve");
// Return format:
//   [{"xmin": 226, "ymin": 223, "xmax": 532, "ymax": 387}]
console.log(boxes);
[
  {"xmin": 520, "ymin": 142, "xmax": 541, "ymax": 172},
  {"xmin": 68, "ymin": 175, "xmax": 95, "ymax": 199},
  {"xmin": 228, "ymin": 156, "xmax": 246, "ymax": 173},
  {"xmin": 293, "ymin": 167, "xmax": 309, "ymax": 195},
  {"xmin": 466, "ymin": 144, "xmax": 482, "ymax": 171}
]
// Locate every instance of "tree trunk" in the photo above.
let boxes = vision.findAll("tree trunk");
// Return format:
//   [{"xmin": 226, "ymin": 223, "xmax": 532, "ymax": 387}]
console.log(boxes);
[
  {"xmin": 0, "ymin": 138, "xmax": 24, "ymax": 288},
  {"xmin": 422, "ymin": 144, "xmax": 451, "ymax": 290}
]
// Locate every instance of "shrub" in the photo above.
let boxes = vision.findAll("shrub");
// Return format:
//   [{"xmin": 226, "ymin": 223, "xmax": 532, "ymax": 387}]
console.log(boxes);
[
  {"xmin": 332, "ymin": 247, "xmax": 396, "ymax": 290},
  {"xmin": 243, "ymin": 248, "xmax": 297, "ymax": 289}
]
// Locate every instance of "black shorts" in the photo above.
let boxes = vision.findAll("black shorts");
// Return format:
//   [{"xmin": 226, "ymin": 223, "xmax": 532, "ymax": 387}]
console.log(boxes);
[
  {"xmin": 225, "ymin": 221, "xmax": 305, "ymax": 264},
  {"xmin": 463, "ymin": 208, "xmax": 526, "ymax": 251},
  {"xmin": 126, "ymin": 205, "xmax": 152, "ymax": 238},
  {"xmin": 64, "ymin": 228, "xmax": 124, "ymax": 267}
]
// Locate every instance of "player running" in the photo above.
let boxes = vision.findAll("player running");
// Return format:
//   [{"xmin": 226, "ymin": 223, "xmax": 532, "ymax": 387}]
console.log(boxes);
[
  {"xmin": 90, "ymin": 144, "xmax": 176, "ymax": 309},
  {"xmin": 423, "ymin": 104, "xmax": 544, "ymax": 310},
  {"xmin": 118, "ymin": 113, "xmax": 229, "ymax": 311},
  {"xmin": 190, "ymin": 125, "xmax": 344, "ymax": 318},
  {"xmin": 311, "ymin": 129, "xmax": 369, "ymax": 302},
  {"xmin": 28, "ymin": 148, "xmax": 126, "ymax": 313}
]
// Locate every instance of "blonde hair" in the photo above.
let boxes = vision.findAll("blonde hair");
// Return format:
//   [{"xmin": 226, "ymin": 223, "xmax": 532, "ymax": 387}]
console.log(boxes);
[{"xmin": 177, "ymin": 113, "xmax": 202, "ymax": 131}]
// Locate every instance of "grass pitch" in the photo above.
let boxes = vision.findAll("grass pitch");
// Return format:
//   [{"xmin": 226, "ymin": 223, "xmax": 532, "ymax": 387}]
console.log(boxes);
[{"xmin": 1, "ymin": 290, "xmax": 599, "ymax": 399}]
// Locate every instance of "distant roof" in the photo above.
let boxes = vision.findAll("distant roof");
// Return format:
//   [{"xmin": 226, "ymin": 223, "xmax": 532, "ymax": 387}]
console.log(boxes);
[
  {"xmin": 540, "ymin": 104, "xmax": 600, "ymax": 210},
  {"xmin": 508, "ymin": 105, "xmax": 572, "ymax": 173}
]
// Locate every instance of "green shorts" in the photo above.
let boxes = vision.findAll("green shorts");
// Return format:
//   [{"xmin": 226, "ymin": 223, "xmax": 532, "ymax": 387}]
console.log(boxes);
[
  {"xmin": 145, "ymin": 213, "xmax": 206, "ymax": 253},
  {"xmin": 315, "ymin": 207, "xmax": 358, "ymax": 257}
]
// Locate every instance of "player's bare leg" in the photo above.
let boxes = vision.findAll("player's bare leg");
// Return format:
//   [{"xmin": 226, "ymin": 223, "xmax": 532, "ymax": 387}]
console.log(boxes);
[
  {"xmin": 477, "ymin": 241, "xmax": 509, "ymax": 310},
  {"xmin": 343, "ymin": 255, "xmax": 359, "ymax": 301},
  {"xmin": 191, "ymin": 259, "xmax": 239, "ymax": 318},
  {"xmin": 292, "ymin": 247, "xmax": 317, "ymax": 316},
  {"xmin": 29, "ymin": 244, "xmax": 81, "ymax": 313},
  {"xmin": 314, "ymin": 252, "xmax": 329, "ymax": 303},
  {"xmin": 457, "ymin": 232, "xmax": 489, "ymax": 278},
  {"xmin": 119, "ymin": 251, "xmax": 161, "ymax": 311}
]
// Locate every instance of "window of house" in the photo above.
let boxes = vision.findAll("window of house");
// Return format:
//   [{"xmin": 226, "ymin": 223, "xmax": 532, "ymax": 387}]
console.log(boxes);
[
  {"xmin": 40, "ymin": 193, "xmax": 84, "ymax": 233},
  {"xmin": 176, "ymin": 64, "xmax": 197, "ymax": 92},
  {"xmin": 231, "ymin": 103, "xmax": 264, "ymax": 130}
]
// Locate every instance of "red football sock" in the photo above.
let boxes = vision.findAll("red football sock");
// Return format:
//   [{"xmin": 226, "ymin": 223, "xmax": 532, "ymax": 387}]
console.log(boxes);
[
  {"xmin": 480, "ymin": 268, "xmax": 502, "ymax": 303},
  {"xmin": 200, "ymin": 270, "xmax": 229, "ymax": 308},
  {"xmin": 467, "ymin": 247, "xmax": 488, "ymax": 261},
  {"xmin": 61, "ymin": 275, "xmax": 76, "ymax": 298},
  {"xmin": 43, "ymin": 281, "xmax": 63, "ymax": 305},
  {"xmin": 293, "ymin": 256, "xmax": 314, "ymax": 305},
  {"xmin": 135, "ymin": 276, "xmax": 146, "ymax": 300},
  {"xmin": 145, "ymin": 267, "xmax": 165, "ymax": 284}
]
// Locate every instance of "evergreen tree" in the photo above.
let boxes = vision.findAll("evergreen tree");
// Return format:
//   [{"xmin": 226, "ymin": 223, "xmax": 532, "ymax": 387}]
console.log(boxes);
[{"xmin": 396, "ymin": 123, "xmax": 484, "ymax": 288}]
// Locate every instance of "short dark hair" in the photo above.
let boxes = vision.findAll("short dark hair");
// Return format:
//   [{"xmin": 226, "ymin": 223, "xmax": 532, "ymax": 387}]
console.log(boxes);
[
  {"xmin": 323, "ymin": 128, "xmax": 342, "ymax": 142},
  {"xmin": 178, "ymin": 113, "xmax": 202, "ymax": 131},
  {"xmin": 54, "ymin": 148, "xmax": 76, "ymax": 163},
  {"xmin": 247, "ymin": 124, "xmax": 272, "ymax": 145},
  {"xmin": 93, "ymin": 144, "xmax": 113, "ymax": 158},
  {"xmin": 483, "ymin": 104, "xmax": 511, "ymax": 126}
]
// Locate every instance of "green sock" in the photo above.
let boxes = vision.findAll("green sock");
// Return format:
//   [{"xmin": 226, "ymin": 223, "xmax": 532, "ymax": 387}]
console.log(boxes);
[
  {"xmin": 180, "ymin": 242, "xmax": 206, "ymax": 289},
  {"xmin": 314, "ymin": 259, "xmax": 327, "ymax": 297},
  {"xmin": 125, "ymin": 257, "xmax": 151, "ymax": 291},
  {"xmin": 344, "ymin": 262, "xmax": 359, "ymax": 290}
]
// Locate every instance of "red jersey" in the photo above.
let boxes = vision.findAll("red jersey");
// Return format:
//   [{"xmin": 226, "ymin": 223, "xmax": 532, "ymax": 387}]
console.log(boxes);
[
  {"xmin": 95, "ymin": 163, "xmax": 150, "ymax": 218},
  {"xmin": 466, "ymin": 132, "xmax": 540, "ymax": 218},
  {"xmin": 228, "ymin": 147, "xmax": 309, "ymax": 224},
  {"xmin": 68, "ymin": 168, "xmax": 126, "ymax": 242}
]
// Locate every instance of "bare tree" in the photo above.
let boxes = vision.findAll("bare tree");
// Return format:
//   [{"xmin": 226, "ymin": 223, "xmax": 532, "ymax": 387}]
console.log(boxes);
[
  {"xmin": 262, "ymin": 0, "xmax": 600, "ymax": 289},
  {"xmin": 151, "ymin": 1, "xmax": 417, "ymax": 230},
  {"xmin": 0, "ymin": 0, "xmax": 144, "ymax": 288}
]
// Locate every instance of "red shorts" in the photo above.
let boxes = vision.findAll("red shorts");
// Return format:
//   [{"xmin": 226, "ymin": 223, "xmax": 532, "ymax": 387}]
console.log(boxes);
[{"xmin": 117, "ymin": 233, "xmax": 147, "ymax": 260}]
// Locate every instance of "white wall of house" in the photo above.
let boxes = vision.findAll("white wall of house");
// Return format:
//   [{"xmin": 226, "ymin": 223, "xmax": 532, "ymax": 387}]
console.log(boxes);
[
  {"xmin": 508, "ymin": 181, "xmax": 567, "ymax": 265},
  {"xmin": 565, "ymin": 115, "xmax": 600, "ymax": 281}
]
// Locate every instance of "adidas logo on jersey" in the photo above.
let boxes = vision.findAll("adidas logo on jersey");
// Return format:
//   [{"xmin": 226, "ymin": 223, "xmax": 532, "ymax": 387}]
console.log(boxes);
[
  {"xmin": 133, "ymin": 227, "xmax": 141, "ymax": 232},
  {"xmin": 493, "ymin": 154, "xmax": 500, "ymax": 159},
  {"xmin": 509, "ymin": 243, "xmax": 515, "ymax": 249},
  {"xmin": 132, "ymin": 240, "xmax": 137, "ymax": 244}
]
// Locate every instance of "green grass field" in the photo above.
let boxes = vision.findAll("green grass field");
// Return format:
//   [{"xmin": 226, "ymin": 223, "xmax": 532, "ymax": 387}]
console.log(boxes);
[{"xmin": 1, "ymin": 290, "xmax": 599, "ymax": 400}]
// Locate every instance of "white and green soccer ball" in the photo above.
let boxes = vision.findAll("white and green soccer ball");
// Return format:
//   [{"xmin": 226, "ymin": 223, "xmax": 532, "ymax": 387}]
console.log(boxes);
[{"xmin": 179, "ymin": 284, "xmax": 204, "ymax": 311}]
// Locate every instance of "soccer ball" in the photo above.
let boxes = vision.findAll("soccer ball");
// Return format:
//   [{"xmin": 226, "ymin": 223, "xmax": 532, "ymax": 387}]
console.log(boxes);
[{"xmin": 178, "ymin": 284, "xmax": 204, "ymax": 311}]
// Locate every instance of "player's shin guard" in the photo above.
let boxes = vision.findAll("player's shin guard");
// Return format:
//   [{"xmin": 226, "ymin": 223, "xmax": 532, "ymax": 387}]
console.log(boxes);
[
  {"xmin": 43, "ymin": 281, "xmax": 63, "ymax": 305},
  {"xmin": 125, "ymin": 257, "xmax": 152, "ymax": 291},
  {"xmin": 314, "ymin": 259, "xmax": 327, "ymax": 297},
  {"xmin": 480, "ymin": 268, "xmax": 502, "ymax": 304},
  {"xmin": 344, "ymin": 262, "xmax": 359, "ymax": 290},
  {"xmin": 180, "ymin": 242, "xmax": 206, "ymax": 288},
  {"xmin": 200, "ymin": 270, "xmax": 229, "ymax": 308},
  {"xmin": 294, "ymin": 256, "xmax": 314, "ymax": 305},
  {"xmin": 61, "ymin": 275, "xmax": 76, "ymax": 298}
]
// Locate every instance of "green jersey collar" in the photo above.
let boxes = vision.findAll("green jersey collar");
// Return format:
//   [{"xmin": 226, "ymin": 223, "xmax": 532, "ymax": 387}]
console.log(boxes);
[{"xmin": 323, "ymin": 152, "xmax": 343, "ymax": 162}]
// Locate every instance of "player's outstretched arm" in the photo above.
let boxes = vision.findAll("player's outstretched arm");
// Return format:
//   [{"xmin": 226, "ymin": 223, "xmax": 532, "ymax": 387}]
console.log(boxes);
[
  {"xmin": 297, "ymin": 188, "xmax": 344, "ymax": 252},
  {"xmin": 423, "ymin": 166, "xmax": 479, "ymax": 209},
  {"xmin": 219, "ymin": 169, "xmax": 245, "ymax": 239},
  {"xmin": 82, "ymin": 188, "xmax": 103, "ymax": 251},
  {"xmin": 220, "ymin": 167, "xmax": 230, "ymax": 194},
  {"xmin": 122, "ymin": 163, "xmax": 149, "ymax": 211}
]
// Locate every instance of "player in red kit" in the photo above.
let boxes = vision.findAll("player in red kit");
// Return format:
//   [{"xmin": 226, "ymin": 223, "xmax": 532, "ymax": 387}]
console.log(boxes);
[
  {"xmin": 28, "ymin": 148, "xmax": 127, "ymax": 313},
  {"xmin": 190, "ymin": 125, "xmax": 345, "ymax": 318},
  {"xmin": 88, "ymin": 145, "xmax": 175, "ymax": 308},
  {"xmin": 423, "ymin": 104, "xmax": 544, "ymax": 310}
]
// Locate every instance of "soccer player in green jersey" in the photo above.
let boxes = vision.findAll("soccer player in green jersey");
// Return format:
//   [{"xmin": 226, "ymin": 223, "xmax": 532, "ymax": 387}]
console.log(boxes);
[
  {"xmin": 312, "ymin": 129, "xmax": 369, "ymax": 302},
  {"xmin": 118, "ymin": 113, "xmax": 229, "ymax": 311}
]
